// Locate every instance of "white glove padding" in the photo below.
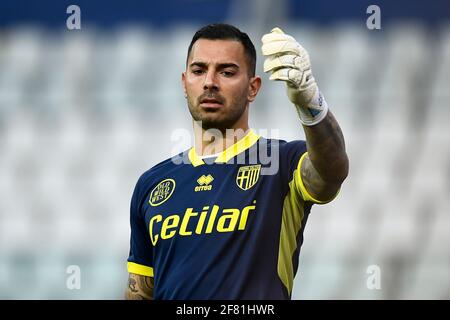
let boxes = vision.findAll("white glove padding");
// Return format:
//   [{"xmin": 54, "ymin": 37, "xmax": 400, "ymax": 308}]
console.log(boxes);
[{"xmin": 261, "ymin": 27, "xmax": 328, "ymax": 126}]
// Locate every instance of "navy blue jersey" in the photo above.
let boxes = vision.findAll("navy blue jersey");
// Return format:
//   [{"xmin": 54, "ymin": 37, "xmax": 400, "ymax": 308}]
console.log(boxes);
[{"xmin": 127, "ymin": 130, "xmax": 334, "ymax": 299}]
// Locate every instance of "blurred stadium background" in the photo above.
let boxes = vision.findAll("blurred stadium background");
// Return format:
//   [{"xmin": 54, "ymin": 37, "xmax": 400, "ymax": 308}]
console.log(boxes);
[{"xmin": 0, "ymin": 0, "xmax": 449, "ymax": 299}]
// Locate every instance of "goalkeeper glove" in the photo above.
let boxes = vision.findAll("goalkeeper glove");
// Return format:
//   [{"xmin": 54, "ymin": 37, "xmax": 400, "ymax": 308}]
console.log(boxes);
[{"xmin": 261, "ymin": 27, "xmax": 328, "ymax": 126}]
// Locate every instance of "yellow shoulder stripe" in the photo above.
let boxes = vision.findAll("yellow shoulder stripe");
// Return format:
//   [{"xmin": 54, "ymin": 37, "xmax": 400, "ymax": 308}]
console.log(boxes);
[
  {"xmin": 127, "ymin": 262, "xmax": 154, "ymax": 277},
  {"xmin": 295, "ymin": 152, "xmax": 339, "ymax": 204}
]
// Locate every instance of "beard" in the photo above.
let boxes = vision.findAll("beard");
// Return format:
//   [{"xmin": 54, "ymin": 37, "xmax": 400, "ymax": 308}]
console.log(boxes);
[{"xmin": 187, "ymin": 90, "xmax": 248, "ymax": 132}]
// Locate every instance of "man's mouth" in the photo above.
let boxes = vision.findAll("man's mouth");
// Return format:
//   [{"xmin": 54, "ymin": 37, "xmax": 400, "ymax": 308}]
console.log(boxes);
[{"xmin": 199, "ymin": 98, "xmax": 223, "ymax": 108}]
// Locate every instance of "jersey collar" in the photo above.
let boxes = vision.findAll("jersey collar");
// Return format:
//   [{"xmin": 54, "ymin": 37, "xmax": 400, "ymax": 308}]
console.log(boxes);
[{"xmin": 188, "ymin": 129, "xmax": 260, "ymax": 167}]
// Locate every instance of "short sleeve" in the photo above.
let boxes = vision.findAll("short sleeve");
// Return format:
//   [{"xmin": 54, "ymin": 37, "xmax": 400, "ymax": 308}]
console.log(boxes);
[
  {"xmin": 279, "ymin": 140, "xmax": 338, "ymax": 204},
  {"xmin": 127, "ymin": 176, "xmax": 154, "ymax": 277},
  {"xmin": 278, "ymin": 140, "xmax": 307, "ymax": 182}
]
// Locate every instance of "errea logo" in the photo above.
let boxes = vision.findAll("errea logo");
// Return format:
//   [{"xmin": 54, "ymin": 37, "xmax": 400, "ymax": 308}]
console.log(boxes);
[{"xmin": 195, "ymin": 174, "xmax": 214, "ymax": 192}]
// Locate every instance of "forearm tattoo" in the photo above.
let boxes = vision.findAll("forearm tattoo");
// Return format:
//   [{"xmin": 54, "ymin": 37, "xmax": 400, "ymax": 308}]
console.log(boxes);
[{"xmin": 125, "ymin": 273, "xmax": 154, "ymax": 300}]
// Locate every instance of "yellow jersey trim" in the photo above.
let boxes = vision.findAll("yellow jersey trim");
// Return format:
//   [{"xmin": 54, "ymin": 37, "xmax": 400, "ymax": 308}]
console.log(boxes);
[
  {"xmin": 188, "ymin": 129, "xmax": 260, "ymax": 166},
  {"xmin": 215, "ymin": 129, "xmax": 260, "ymax": 163},
  {"xmin": 277, "ymin": 175, "xmax": 305, "ymax": 294},
  {"xmin": 127, "ymin": 262, "xmax": 154, "ymax": 277},
  {"xmin": 188, "ymin": 148, "xmax": 205, "ymax": 167},
  {"xmin": 295, "ymin": 152, "xmax": 339, "ymax": 204}
]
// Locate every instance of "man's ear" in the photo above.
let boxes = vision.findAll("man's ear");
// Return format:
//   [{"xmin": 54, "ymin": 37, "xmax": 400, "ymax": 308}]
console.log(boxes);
[
  {"xmin": 182, "ymin": 72, "xmax": 187, "ymax": 98},
  {"xmin": 248, "ymin": 76, "xmax": 262, "ymax": 102}
]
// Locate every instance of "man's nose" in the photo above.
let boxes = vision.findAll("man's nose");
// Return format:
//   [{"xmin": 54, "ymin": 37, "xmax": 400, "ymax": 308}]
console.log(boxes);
[{"xmin": 203, "ymin": 70, "xmax": 219, "ymax": 91}]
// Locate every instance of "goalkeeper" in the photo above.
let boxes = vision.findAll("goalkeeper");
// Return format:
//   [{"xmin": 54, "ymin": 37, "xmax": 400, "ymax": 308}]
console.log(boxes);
[{"xmin": 126, "ymin": 24, "xmax": 349, "ymax": 300}]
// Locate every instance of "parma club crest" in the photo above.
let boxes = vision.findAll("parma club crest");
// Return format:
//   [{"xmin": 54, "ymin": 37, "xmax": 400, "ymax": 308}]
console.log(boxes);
[{"xmin": 236, "ymin": 165, "xmax": 261, "ymax": 191}]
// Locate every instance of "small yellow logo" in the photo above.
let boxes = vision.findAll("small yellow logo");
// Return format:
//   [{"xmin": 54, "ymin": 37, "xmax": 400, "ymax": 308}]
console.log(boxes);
[
  {"xmin": 236, "ymin": 165, "xmax": 261, "ymax": 190},
  {"xmin": 149, "ymin": 179, "xmax": 176, "ymax": 206},
  {"xmin": 195, "ymin": 174, "xmax": 214, "ymax": 192}
]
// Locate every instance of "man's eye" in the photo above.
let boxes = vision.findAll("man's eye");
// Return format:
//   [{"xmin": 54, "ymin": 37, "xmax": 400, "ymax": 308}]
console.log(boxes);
[
  {"xmin": 192, "ymin": 69, "xmax": 204, "ymax": 75},
  {"xmin": 222, "ymin": 71, "xmax": 235, "ymax": 77}
]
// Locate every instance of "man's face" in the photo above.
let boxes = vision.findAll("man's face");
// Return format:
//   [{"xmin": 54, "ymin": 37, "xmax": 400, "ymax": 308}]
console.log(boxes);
[{"xmin": 182, "ymin": 39, "xmax": 260, "ymax": 131}]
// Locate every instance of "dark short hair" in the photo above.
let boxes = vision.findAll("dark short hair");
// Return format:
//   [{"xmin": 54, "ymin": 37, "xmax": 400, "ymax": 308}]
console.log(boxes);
[{"xmin": 187, "ymin": 23, "xmax": 256, "ymax": 77}]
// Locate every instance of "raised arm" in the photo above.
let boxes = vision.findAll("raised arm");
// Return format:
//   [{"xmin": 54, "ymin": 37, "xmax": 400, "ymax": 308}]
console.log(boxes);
[
  {"xmin": 262, "ymin": 27, "xmax": 348, "ymax": 201},
  {"xmin": 125, "ymin": 273, "xmax": 154, "ymax": 300}
]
